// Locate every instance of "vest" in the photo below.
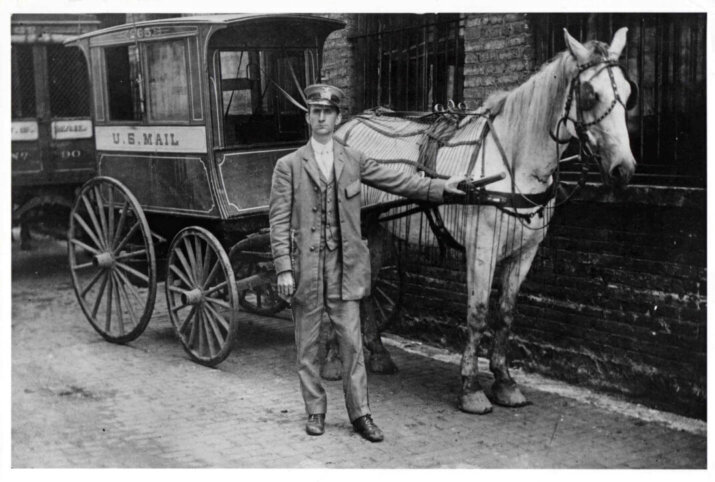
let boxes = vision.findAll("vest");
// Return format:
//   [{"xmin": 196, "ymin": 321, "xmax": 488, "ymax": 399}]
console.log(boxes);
[{"xmin": 320, "ymin": 174, "xmax": 341, "ymax": 251}]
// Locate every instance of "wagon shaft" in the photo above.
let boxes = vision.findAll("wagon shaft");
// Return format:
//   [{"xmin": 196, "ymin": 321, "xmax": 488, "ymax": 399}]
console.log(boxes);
[{"xmin": 235, "ymin": 271, "xmax": 273, "ymax": 292}]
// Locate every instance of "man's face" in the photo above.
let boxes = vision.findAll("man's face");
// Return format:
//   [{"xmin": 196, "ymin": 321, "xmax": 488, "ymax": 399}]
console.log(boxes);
[{"xmin": 306, "ymin": 105, "xmax": 341, "ymax": 138}]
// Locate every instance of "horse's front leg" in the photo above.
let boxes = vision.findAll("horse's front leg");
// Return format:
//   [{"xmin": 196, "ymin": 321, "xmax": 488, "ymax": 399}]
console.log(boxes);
[
  {"xmin": 459, "ymin": 249, "xmax": 497, "ymax": 414},
  {"xmin": 489, "ymin": 242, "xmax": 540, "ymax": 407}
]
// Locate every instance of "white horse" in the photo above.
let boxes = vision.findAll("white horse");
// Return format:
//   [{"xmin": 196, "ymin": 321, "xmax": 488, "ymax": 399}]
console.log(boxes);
[{"xmin": 330, "ymin": 28, "xmax": 637, "ymax": 413}]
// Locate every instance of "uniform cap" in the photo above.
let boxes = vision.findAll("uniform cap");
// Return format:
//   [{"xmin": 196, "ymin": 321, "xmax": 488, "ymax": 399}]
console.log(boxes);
[{"xmin": 304, "ymin": 84, "xmax": 344, "ymax": 109}]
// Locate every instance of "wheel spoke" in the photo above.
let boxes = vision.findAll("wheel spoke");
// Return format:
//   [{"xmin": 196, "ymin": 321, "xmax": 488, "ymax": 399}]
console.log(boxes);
[
  {"xmin": 182, "ymin": 237, "xmax": 199, "ymax": 283},
  {"xmin": 73, "ymin": 261, "xmax": 96, "ymax": 270},
  {"xmin": 81, "ymin": 192, "xmax": 106, "ymax": 250},
  {"xmin": 193, "ymin": 236, "xmax": 205, "ymax": 283},
  {"xmin": 72, "ymin": 213, "xmax": 105, "ymax": 253},
  {"xmin": 107, "ymin": 186, "xmax": 115, "ymax": 245},
  {"xmin": 203, "ymin": 301, "xmax": 230, "ymax": 333},
  {"xmin": 93, "ymin": 186, "xmax": 110, "ymax": 248},
  {"xmin": 114, "ymin": 249, "xmax": 147, "ymax": 262},
  {"xmin": 104, "ymin": 272, "xmax": 114, "ymax": 333},
  {"xmin": 375, "ymin": 295, "xmax": 388, "ymax": 322},
  {"xmin": 187, "ymin": 308, "xmax": 200, "ymax": 349},
  {"xmin": 111, "ymin": 273, "xmax": 125, "ymax": 336},
  {"xmin": 199, "ymin": 309, "xmax": 216, "ymax": 357},
  {"xmin": 114, "ymin": 267, "xmax": 147, "ymax": 308},
  {"xmin": 202, "ymin": 260, "xmax": 221, "ymax": 290},
  {"xmin": 113, "ymin": 221, "xmax": 141, "ymax": 255},
  {"xmin": 204, "ymin": 296, "xmax": 232, "ymax": 310},
  {"xmin": 170, "ymin": 301, "xmax": 190, "ymax": 313},
  {"xmin": 169, "ymin": 264, "xmax": 194, "ymax": 290},
  {"xmin": 80, "ymin": 269, "xmax": 106, "ymax": 298},
  {"xmin": 90, "ymin": 271, "xmax": 110, "ymax": 318},
  {"xmin": 115, "ymin": 261, "xmax": 149, "ymax": 283},
  {"xmin": 114, "ymin": 273, "xmax": 139, "ymax": 330},
  {"xmin": 111, "ymin": 198, "xmax": 130, "ymax": 249},
  {"xmin": 201, "ymin": 306, "xmax": 222, "ymax": 357},
  {"xmin": 203, "ymin": 280, "xmax": 228, "ymax": 297},
  {"xmin": 179, "ymin": 305, "xmax": 198, "ymax": 336},
  {"xmin": 202, "ymin": 244, "xmax": 212, "ymax": 283},
  {"xmin": 174, "ymin": 247, "xmax": 196, "ymax": 286},
  {"xmin": 70, "ymin": 237, "xmax": 102, "ymax": 257}
]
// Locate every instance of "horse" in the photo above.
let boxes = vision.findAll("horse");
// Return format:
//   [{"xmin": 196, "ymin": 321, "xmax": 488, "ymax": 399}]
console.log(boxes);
[{"xmin": 323, "ymin": 27, "xmax": 637, "ymax": 414}]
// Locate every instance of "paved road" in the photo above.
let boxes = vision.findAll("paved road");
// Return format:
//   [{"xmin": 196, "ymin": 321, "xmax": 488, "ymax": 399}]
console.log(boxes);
[{"xmin": 11, "ymin": 235, "xmax": 707, "ymax": 468}]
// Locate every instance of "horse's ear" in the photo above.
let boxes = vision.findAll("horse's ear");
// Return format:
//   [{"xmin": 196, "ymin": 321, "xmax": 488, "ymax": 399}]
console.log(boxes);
[
  {"xmin": 563, "ymin": 28, "xmax": 590, "ymax": 64},
  {"xmin": 608, "ymin": 27, "xmax": 628, "ymax": 59}
]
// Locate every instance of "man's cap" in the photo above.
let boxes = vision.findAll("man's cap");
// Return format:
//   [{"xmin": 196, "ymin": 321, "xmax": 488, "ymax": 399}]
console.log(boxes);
[{"xmin": 304, "ymin": 84, "xmax": 344, "ymax": 109}]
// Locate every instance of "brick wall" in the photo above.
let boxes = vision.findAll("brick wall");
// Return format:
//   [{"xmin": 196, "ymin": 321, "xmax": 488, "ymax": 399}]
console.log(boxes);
[
  {"xmin": 463, "ymin": 14, "xmax": 536, "ymax": 106},
  {"xmin": 320, "ymin": 13, "xmax": 358, "ymax": 116}
]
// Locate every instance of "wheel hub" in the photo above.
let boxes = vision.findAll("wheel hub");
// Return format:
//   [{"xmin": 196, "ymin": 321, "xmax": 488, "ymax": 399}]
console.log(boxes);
[
  {"xmin": 92, "ymin": 252, "xmax": 115, "ymax": 269},
  {"xmin": 181, "ymin": 288, "xmax": 203, "ymax": 305}
]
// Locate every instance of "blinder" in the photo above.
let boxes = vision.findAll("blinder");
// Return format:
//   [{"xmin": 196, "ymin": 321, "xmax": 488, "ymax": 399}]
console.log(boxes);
[{"xmin": 625, "ymin": 79, "xmax": 639, "ymax": 110}]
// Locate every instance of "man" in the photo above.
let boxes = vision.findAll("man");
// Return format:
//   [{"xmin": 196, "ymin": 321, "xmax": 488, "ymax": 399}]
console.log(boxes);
[{"xmin": 269, "ymin": 83, "xmax": 465, "ymax": 442}]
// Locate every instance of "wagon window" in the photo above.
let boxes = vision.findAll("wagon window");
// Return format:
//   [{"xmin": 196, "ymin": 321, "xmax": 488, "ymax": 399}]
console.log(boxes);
[
  {"xmin": 11, "ymin": 44, "xmax": 36, "ymax": 118},
  {"xmin": 219, "ymin": 49, "xmax": 307, "ymax": 146},
  {"xmin": 105, "ymin": 44, "xmax": 142, "ymax": 121},
  {"xmin": 146, "ymin": 39, "xmax": 190, "ymax": 122},
  {"xmin": 48, "ymin": 45, "xmax": 91, "ymax": 118}
]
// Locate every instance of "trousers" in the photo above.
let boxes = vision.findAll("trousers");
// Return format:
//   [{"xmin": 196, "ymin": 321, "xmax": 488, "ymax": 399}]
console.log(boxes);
[{"xmin": 291, "ymin": 245, "xmax": 371, "ymax": 422}]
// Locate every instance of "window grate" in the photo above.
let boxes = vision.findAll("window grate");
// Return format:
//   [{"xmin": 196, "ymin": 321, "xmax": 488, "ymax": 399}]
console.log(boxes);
[{"xmin": 351, "ymin": 14, "xmax": 465, "ymax": 112}]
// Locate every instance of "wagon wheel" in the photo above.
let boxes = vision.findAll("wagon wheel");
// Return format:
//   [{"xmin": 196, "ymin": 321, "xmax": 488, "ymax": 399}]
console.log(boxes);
[
  {"xmin": 228, "ymin": 235, "xmax": 288, "ymax": 316},
  {"xmin": 68, "ymin": 176, "xmax": 157, "ymax": 343},
  {"xmin": 371, "ymin": 255, "xmax": 405, "ymax": 331},
  {"xmin": 165, "ymin": 227, "xmax": 239, "ymax": 366}
]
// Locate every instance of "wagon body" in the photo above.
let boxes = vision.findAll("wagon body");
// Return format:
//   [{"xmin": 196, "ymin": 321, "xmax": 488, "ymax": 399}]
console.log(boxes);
[
  {"xmin": 12, "ymin": 15, "xmax": 100, "ymax": 239},
  {"xmin": 67, "ymin": 14, "xmax": 344, "ymax": 243},
  {"xmin": 66, "ymin": 14, "xmax": 348, "ymax": 366}
]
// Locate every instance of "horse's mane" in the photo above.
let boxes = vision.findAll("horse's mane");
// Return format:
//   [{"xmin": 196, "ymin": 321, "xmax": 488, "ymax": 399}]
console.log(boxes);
[{"xmin": 481, "ymin": 40, "xmax": 610, "ymax": 155}]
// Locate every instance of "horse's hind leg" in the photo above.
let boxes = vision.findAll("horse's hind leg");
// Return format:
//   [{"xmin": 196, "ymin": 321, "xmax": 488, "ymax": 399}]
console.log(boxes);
[
  {"xmin": 490, "ymin": 242, "xmax": 540, "ymax": 407},
  {"xmin": 459, "ymin": 247, "xmax": 497, "ymax": 414},
  {"xmin": 320, "ymin": 317, "xmax": 342, "ymax": 381},
  {"xmin": 362, "ymin": 222, "xmax": 398, "ymax": 374}
]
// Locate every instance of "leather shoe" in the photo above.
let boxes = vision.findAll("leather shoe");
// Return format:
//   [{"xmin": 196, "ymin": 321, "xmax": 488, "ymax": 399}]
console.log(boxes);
[
  {"xmin": 305, "ymin": 414, "xmax": 325, "ymax": 436},
  {"xmin": 352, "ymin": 414, "xmax": 384, "ymax": 442}
]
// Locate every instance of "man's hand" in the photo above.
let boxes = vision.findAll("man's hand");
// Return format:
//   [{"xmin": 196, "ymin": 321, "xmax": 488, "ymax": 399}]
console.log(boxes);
[
  {"xmin": 277, "ymin": 271, "xmax": 295, "ymax": 298},
  {"xmin": 444, "ymin": 174, "xmax": 469, "ymax": 195}
]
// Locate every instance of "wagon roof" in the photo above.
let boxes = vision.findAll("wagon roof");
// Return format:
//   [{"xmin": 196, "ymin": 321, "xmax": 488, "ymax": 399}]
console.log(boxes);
[{"xmin": 65, "ymin": 13, "xmax": 345, "ymax": 43}]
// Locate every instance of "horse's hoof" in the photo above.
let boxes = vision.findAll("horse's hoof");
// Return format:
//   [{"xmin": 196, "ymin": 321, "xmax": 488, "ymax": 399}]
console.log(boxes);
[
  {"xmin": 321, "ymin": 359, "xmax": 342, "ymax": 381},
  {"xmin": 491, "ymin": 381, "xmax": 530, "ymax": 408},
  {"xmin": 367, "ymin": 351, "xmax": 398, "ymax": 374},
  {"xmin": 458, "ymin": 390, "xmax": 493, "ymax": 414}
]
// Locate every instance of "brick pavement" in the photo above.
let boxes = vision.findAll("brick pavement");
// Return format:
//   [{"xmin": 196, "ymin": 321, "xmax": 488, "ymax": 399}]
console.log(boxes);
[{"xmin": 11, "ymin": 237, "xmax": 707, "ymax": 468}]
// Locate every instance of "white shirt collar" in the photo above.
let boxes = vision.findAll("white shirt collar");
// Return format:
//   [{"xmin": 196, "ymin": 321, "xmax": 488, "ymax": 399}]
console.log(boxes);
[{"xmin": 311, "ymin": 137, "xmax": 333, "ymax": 156}]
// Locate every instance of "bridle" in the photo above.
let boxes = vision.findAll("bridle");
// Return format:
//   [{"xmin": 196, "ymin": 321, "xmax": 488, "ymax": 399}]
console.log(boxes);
[
  {"xmin": 552, "ymin": 57, "xmax": 638, "ymax": 145},
  {"xmin": 549, "ymin": 57, "xmax": 639, "ymax": 205}
]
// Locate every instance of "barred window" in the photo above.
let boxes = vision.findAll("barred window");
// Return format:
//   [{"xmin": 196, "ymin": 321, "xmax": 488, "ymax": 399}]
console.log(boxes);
[
  {"xmin": 11, "ymin": 44, "xmax": 36, "ymax": 118},
  {"xmin": 531, "ymin": 13, "xmax": 706, "ymax": 187},
  {"xmin": 351, "ymin": 14, "xmax": 465, "ymax": 111},
  {"xmin": 105, "ymin": 44, "xmax": 142, "ymax": 121},
  {"xmin": 146, "ymin": 39, "xmax": 190, "ymax": 122},
  {"xmin": 48, "ymin": 44, "xmax": 90, "ymax": 118}
]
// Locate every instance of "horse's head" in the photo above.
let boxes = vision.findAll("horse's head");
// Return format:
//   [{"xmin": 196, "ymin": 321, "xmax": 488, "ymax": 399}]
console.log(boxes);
[{"xmin": 563, "ymin": 28, "xmax": 637, "ymax": 189}]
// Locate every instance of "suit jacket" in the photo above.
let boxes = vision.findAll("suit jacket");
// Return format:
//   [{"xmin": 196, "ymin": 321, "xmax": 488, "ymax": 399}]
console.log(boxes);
[{"xmin": 269, "ymin": 139, "xmax": 445, "ymax": 306}]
